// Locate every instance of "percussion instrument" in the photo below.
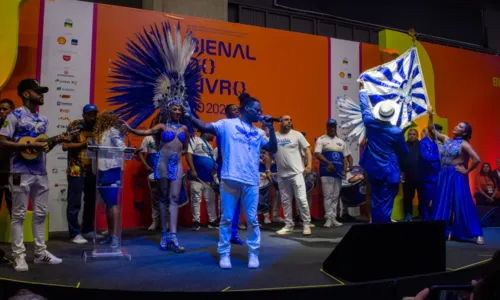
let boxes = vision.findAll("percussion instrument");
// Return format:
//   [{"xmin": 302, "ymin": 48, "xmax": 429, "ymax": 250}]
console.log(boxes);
[
  {"xmin": 210, "ymin": 174, "xmax": 220, "ymax": 194},
  {"xmin": 304, "ymin": 171, "xmax": 318, "ymax": 192},
  {"xmin": 259, "ymin": 173, "xmax": 272, "ymax": 190},
  {"xmin": 341, "ymin": 166, "xmax": 366, "ymax": 207}
]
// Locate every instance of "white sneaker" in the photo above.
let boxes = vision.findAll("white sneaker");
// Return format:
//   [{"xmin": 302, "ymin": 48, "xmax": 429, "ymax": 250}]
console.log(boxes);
[
  {"xmin": 276, "ymin": 226, "xmax": 293, "ymax": 235},
  {"xmin": 323, "ymin": 219, "xmax": 334, "ymax": 228},
  {"xmin": 101, "ymin": 230, "xmax": 108, "ymax": 235},
  {"xmin": 219, "ymin": 255, "xmax": 232, "ymax": 269},
  {"xmin": 309, "ymin": 223, "xmax": 316, "ymax": 228},
  {"xmin": 303, "ymin": 225, "xmax": 312, "ymax": 236},
  {"xmin": 13, "ymin": 255, "xmax": 29, "ymax": 272},
  {"xmin": 34, "ymin": 251, "xmax": 63, "ymax": 265},
  {"xmin": 332, "ymin": 219, "xmax": 343, "ymax": 227},
  {"xmin": 70, "ymin": 234, "xmax": 88, "ymax": 244},
  {"xmin": 82, "ymin": 231, "xmax": 104, "ymax": 240},
  {"xmin": 148, "ymin": 220, "xmax": 159, "ymax": 231},
  {"xmin": 238, "ymin": 223, "xmax": 247, "ymax": 230},
  {"xmin": 248, "ymin": 253, "xmax": 259, "ymax": 269},
  {"xmin": 263, "ymin": 213, "xmax": 271, "ymax": 224}
]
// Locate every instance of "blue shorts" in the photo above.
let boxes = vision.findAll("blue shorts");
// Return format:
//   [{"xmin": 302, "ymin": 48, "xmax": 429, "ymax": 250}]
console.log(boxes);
[{"xmin": 98, "ymin": 168, "xmax": 121, "ymax": 207}]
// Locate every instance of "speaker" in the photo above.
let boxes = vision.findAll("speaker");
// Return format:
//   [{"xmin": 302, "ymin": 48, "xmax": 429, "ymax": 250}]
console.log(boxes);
[
  {"xmin": 476, "ymin": 205, "xmax": 500, "ymax": 227},
  {"xmin": 322, "ymin": 221, "xmax": 446, "ymax": 282}
]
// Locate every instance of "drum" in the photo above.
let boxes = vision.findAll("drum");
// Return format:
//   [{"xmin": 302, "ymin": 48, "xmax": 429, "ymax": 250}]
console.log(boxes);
[
  {"xmin": 210, "ymin": 174, "xmax": 220, "ymax": 194},
  {"xmin": 304, "ymin": 171, "xmax": 318, "ymax": 192},
  {"xmin": 259, "ymin": 173, "xmax": 271, "ymax": 190},
  {"xmin": 341, "ymin": 167, "xmax": 366, "ymax": 207}
]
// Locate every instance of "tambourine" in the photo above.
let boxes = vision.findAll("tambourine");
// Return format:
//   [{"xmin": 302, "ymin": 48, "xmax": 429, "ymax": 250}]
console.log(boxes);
[
  {"xmin": 345, "ymin": 166, "xmax": 364, "ymax": 185},
  {"xmin": 259, "ymin": 173, "xmax": 272, "ymax": 191},
  {"xmin": 304, "ymin": 171, "xmax": 318, "ymax": 192}
]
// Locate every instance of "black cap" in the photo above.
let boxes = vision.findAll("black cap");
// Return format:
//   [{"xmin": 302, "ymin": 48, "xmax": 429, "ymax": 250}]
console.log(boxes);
[{"xmin": 17, "ymin": 79, "xmax": 49, "ymax": 97}]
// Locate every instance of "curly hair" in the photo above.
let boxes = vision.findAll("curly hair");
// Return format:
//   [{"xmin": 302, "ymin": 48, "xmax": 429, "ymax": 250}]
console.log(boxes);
[
  {"xmin": 94, "ymin": 111, "xmax": 119, "ymax": 143},
  {"xmin": 461, "ymin": 121, "xmax": 472, "ymax": 141}
]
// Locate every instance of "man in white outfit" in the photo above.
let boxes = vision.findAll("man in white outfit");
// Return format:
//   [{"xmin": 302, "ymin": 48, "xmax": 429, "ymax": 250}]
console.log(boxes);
[
  {"xmin": 274, "ymin": 115, "xmax": 313, "ymax": 236},
  {"xmin": 186, "ymin": 132, "xmax": 218, "ymax": 230},
  {"xmin": 314, "ymin": 119, "xmax": 351, "ymax": 228}
]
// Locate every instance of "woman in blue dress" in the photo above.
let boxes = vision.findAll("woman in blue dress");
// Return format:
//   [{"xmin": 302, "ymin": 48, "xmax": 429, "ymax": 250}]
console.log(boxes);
[{"xmin": 427, "ymin": 106, "xmax": 484, "ymax": 245}]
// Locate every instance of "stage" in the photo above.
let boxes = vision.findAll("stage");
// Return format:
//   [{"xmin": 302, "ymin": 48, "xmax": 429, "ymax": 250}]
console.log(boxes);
[{"xmin": 1, "ymin": 221, "xmax": 499, "ymax": 293}]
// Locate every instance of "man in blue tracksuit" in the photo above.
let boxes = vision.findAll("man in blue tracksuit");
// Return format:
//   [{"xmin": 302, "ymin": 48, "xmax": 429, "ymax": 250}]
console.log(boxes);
[
  {"xmin": 419, "ymin": 126, "xmax": 442, "ymax": 218},
  {"xmin": 359, "ymin": 90, "xmax": 409, "ymax": 223}
]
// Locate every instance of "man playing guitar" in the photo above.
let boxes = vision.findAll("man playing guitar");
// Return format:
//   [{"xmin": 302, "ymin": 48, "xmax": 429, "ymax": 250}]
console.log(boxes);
[{"xmin": 0, "ymin": 79, "xmax": 64, "ymax": 272}]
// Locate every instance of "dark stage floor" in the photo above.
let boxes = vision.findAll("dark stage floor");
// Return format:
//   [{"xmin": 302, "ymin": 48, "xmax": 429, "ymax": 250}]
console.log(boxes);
[{"xmin": 1, "ymin": 222, "xmax": 499, "ymax": 292}]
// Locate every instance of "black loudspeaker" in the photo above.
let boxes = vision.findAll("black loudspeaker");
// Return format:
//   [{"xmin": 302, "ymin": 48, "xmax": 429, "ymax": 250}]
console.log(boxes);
[
  {"xmin": 322, "ymin": 221, "xmax": 446, "ymax": 282},
  {"xmin": 476, "ymin": 205, "xmax": 500, "ymax": 227}
]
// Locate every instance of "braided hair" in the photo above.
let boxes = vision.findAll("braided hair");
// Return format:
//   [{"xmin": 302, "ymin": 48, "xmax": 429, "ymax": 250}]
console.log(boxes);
[{"xmin": 238, "ymin": 92, "xmax": 259, "ymax": 114}]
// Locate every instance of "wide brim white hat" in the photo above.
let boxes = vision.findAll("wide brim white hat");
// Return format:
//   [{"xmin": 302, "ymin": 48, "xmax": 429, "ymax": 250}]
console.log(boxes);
[{"xmin": 372, "ymin": 100, "xmax": 400, "ymax": 125}]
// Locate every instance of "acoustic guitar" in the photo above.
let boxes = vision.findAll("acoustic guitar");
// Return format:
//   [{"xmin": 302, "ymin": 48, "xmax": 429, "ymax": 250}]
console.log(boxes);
[{"xmin": 19, "ymin": 130, "xmax": 80, "ymax": 160}]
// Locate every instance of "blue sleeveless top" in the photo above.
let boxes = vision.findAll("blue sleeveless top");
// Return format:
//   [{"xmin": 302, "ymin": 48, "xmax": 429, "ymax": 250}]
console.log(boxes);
[{"xmin": 440, "ymin": 138, "xmax": 463, "ymax": 167}]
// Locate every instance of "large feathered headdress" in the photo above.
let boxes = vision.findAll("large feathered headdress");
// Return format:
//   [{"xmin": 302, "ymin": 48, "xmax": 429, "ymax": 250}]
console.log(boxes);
[{"xmin": 106, "ymin": 22, "xmax": 202, "ymax": 134}]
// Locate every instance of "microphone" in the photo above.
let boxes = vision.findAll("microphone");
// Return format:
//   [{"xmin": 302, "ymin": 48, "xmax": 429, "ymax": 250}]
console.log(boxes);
[{"xmin": 259, "ymin": 116, "xmax": 282, "ymax": 123}]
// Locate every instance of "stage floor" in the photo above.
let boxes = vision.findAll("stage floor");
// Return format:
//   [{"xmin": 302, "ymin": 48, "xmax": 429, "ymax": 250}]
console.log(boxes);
[{"xmin": 1, "ymin": 222, "xmax": 499, "ymax": 292}]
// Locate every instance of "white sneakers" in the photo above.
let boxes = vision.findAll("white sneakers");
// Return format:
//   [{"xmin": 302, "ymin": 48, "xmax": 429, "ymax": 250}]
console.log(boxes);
[
  {"xmin": 302, "ymin": 225, "xmax": 312, "ymax": 236},
  {"xmin": 219, "ymin": 254, "xmax": 259, "ymax": 269},
  {"xmin": 14, "ymin": 255, "xmax": 29, "ymax": 272},
  {"xmin": 71, "ymin": 234, "xmax": 88, "ymax": 244},
  {"xmin": 248, "ymin": 253, "xmax": 259, "ymax": 269},
  {"xmin": 219, "ymin": 255, "xmax": 232, "ymax": 269},
  {"xmin": 323, "ymin": 219, "xmax": 343, "ymax": 228},
  {"xmin": 148, "ymin": 220, "xmax": 159, "ymax": 231},
  {"xmin": 14, "ymin": 251, "xmax": 62, "ymax": 272},
  {"xmin": 277, "ymin": 225, "xmax": 312, "ymax": 236}
]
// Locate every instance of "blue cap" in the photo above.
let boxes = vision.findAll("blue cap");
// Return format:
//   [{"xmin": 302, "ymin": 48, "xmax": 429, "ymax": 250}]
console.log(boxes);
[
  {"xmin": 327, "ymin": 119, "xmax": 337, "ymax": 125},
  {"xmin": 83, "ymin": 104, "xmax": 98, "ymax": 113}
]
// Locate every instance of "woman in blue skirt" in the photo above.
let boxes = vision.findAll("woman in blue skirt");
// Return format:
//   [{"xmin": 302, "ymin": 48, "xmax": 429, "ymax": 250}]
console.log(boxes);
[{"xmin": 428, "ymin": 106, "xmax": 484, "ymax": 245}]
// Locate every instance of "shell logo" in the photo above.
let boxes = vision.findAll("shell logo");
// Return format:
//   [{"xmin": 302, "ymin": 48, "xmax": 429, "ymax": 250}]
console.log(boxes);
[
  {"xmin": 58, "ymin": 37, "xmax": 67, "ymax": 45},
  {"xmin": 0, "ymin": 0, "xmax": 29, "ymax": 90}
]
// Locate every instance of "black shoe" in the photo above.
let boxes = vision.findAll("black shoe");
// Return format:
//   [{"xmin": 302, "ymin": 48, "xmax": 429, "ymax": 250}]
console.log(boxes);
[
  {"xmin": 208, "ymin": 221, "xmax": 219, "ymax": 229},
  {"xmin": 192, "ymin": 221, "xmax": 200, "ymax": 231}
]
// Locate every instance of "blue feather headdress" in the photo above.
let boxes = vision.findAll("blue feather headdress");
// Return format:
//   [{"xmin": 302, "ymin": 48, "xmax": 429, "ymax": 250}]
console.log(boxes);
[{"xmin": 107, "ymin": 22, "xmax": 202, "ymax": 135}]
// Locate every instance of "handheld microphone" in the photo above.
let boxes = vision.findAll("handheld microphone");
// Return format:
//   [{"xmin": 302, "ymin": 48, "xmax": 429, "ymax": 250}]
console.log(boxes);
[{"xmin": 259, "ymin": 116, "xmax": 282, "ymax": 123}]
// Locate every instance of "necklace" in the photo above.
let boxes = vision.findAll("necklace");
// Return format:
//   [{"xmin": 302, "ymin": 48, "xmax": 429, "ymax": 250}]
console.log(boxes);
[
  {"xmin": 239, "ymin": 119, "xmax": 254, "ymax": 151},
  {"xmin": 166, "ymin": 121, "xmax": 182, "ymax": 130}
]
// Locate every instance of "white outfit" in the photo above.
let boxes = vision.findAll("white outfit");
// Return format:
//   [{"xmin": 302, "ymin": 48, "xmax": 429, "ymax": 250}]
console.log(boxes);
[
  {"xmin": 314, "ymin": 135, "xmax": 351, "ymax": 221},
  {"xmin": 212, "ymin": 118, "xmax": 267, "ymax": 255},
  {"xmin": 95, "ymin": 127, "xmax": 127, "ymax": 172},
  {"xmin": 275, "ymin": 130, "xmax": 311, "ymax": 228},
  {"xmin": 296, "ymin": 148, "xmax": 312, "ymax": 216},
  {"xmin": 188, "ymin": 136, "xmax": 217, "ymax": 223}
]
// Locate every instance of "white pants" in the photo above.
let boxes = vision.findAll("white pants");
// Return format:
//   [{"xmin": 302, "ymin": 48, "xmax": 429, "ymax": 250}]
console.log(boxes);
[
  {"xmin": 278, "ymin": 173, "xmax": 311, "ymax": 228},
  {"xmin": 147, "ymin": 178, "xmax": 160, "ymax": 222},
  {"xmin": 218, "ymin": 179, "xmax": 260, "ymax": 255},
  {"xmin": 295, "ymin": 190, "xmax": 312, "ymax": 218},
  {"xmin": 321, "ymin": 176, "xmax": 342, "ymax": 221},
  {"xmin": 10, "ymin": 174, "xmax": 49, "ymax": 256},
  {"xmin": 190, "ymin": 180, "xmax": 217, "ymax": 223}
]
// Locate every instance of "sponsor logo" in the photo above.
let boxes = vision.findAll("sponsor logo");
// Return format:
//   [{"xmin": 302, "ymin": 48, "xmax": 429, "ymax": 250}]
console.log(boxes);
[
  {"xmin": 57, "ymin": 87, "xmax": 75, "ymax": 92},
  {"xmin": 58, "ymin": 116, "xmax": 70, "ymax": 121},
  {"xmin": 342, "ymin": 58, "xmax": 348, "ymax": 65},
  {"xmin": 56, "ymin": 71, "xmax": 75, "ymax": 78},
  {"xmin": 57, "ymin": 37, "xmax": 66, "ymax": 45},
  {"xmin": 52, "ymin": 169, "xmax": 58, "ymax": 174},
  {"xmin": 347, "ymin": 73, "xmax": 352, "ymax": 78},
  {"xmin": 59, "ymin": 94, "xmax": 71, "ymax": 99},
  {"xmin": 64, "ymin": 19, "xmax": 73, "ymax": 28},
  {"xmin": 339, "ymin": 72, "xmax": 345, "ymax": 78},
  {"xmin": 343, "ymin": 85, "xmax": 348, "ymax": 91},
  {"xmin": 60, "ymin": 109, "xmax": 70, "ymax": 113},
  {"xmin": 57, "ymin": 156, "xmax": 67, "ymax": 160},
  {"xmin": 71, "ymin": 39, "xmax": 78, "ymax": 46},
  {"xmin": 63, "ymin": 55, "xmax": 71, "ymax": 61},
  {"xmin": 57, "ymin": 101, "xmax": 72, "ymax": 106},
  {"xmin": 57, "ymin": 124, "xmax": 67, "ymax": 129}
]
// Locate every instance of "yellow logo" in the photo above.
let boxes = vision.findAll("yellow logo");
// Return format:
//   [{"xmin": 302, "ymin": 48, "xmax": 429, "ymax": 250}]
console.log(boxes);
[
  {"xmin": 57, "ymin": 37, "xmax": 66, "ymax": 45},
  {"xmin": 493, "ymin": 77, "xmax": 500, "ymax": 87},
  {"xmin": 2, "ymin": 121, "xmax": 8, "ymax": 128},
  {"xmin": 0, "ymin": 0, "xmax": 29, "ymax": 90},
  {"xmin": 339, "ymin": 72, "xmax": 345, "ymax": 78}
]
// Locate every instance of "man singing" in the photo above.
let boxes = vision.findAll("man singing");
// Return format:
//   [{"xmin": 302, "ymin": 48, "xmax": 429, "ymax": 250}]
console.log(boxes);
[
  {"xmin": 359, "ymin": 90, "xmax": 408, "ymax": 223},
  {"xmin": 274, "ymin": 115, "xmax": 313, "ymax": 236},
  {"xmin": 186, "ymin": 92, "xmax": 277, "ymax": 269},
  {"xmin": 0, "ymin": 79, "xmax": 63, "ymax": 271}
]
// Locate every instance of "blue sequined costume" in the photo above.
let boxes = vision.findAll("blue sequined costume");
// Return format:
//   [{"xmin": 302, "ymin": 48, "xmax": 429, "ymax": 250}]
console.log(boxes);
[{"xmin": 431, "ymin": 138, "xmax": 483, "ymax": 240}]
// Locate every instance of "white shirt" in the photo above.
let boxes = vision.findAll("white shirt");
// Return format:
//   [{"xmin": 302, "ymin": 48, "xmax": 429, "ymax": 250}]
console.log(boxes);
[
  {"xmin": 96, "ymin": 127, "xmax": 127, "ymax": 171},
  {"xmin": 275, "ymin": 130, "xmax": 310, "ymax": 178},
  {"xmin": 140, "ymin": 136, "xmax": 158, "ymax": 153},
  {"xmin": 211, "ymin": 118, "xmax": 268, "ymax": 186},
  {"xmin": 314, "ymin": 135, "xmax": 351, "ymax": 178}
]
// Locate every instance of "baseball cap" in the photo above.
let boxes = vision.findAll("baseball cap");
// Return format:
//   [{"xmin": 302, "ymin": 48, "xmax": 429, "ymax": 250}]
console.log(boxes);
[
  {"xmin": 327, "ymin": 119, "xmax": 337, "ymax": 125},
  {"xmin": 17, "ymin": 79, "xmax": 49, "ymax": 96},
  {"xmin": 83, "ymin": 104, "xmax": 98, "ymax": 113}
]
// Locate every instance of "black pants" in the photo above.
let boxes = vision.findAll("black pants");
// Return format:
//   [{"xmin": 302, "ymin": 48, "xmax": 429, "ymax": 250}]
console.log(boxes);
[
  {"xmin": 67, "ymin": 175, "xmax": 97, "ymax": 238},
  {"xmin": 403, "ymin": 178, "xmax": 426, "ymax": 217},
  {"xmin": 0, "ymin": 186, "xmax": 12, "ymax": 215}
]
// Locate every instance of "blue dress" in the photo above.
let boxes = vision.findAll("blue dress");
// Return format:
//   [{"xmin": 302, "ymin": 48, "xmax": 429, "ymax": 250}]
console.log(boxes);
[{"xmin": 431, "ymin": 138, "xmax": 483, "ymax": 240}]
